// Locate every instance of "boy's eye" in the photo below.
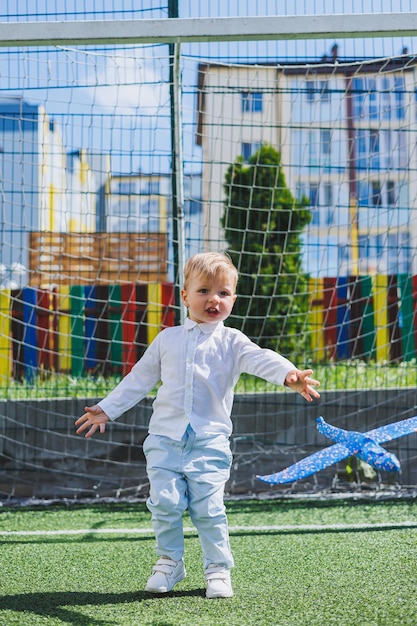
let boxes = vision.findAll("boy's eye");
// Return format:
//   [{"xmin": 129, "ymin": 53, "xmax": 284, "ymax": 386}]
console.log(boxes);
[
  {"xmin": 199, "ymin": 288, "xmax": 208, "ymax": 294},
  {"xmin": 220, "ymin": 291, "xmax": 230, "ymax": 297}
]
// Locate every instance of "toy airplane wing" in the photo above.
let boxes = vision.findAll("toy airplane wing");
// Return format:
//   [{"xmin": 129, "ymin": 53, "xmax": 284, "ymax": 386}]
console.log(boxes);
[
  {"xmin": 257, "ymin": 442, "xmax": 349, "ymax": 484},
  {"xmin": 367, "ymin": 415, "xmax": 417, "ymax": 444}
]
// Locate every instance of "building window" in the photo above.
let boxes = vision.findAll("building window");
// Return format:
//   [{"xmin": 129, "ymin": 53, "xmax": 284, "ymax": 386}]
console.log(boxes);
[
  {"xmin": 114, "ymin": 181, "xmax": 137, "ymax": 195},
  {"xmin": 306, "ymin": 80, "xmax": 315, "ymax": 102},
  {"xmin": 318, "ymin": 80, "xmax": 330, "ymax": 101},
  {"xmin": 338, "ymin": 244, "xmax": 349, "ymax": 268},
  {"xmin": 397, "ymin": 129, "xmax": 408, "ymax": 168},
  {"xmin": 357, "ymin": 130, "xmax": 367, "ymax": 170},
  {"xmin": 241, "ymin": 92, "xmax": 263, "ymax": 113},
  {"xmin": 358, "ymin": 180, "xmax": 370, "ymax": 207},
  {"xmin": 296, "ymin": 181, "xmax": 307, "ymax": 201},
  {"xmin": 320, "ymin": 129, "xmax": 331, "ymax": 167},
  {"xmin": 369, "ymin": 129, "xmax": 380, "ymax": 170},
  {"xmin": 375, "ymin": 234, "xmax": 384, "ymax": 258},
  {"xmin": 380, "ymin": 75, "xmax": 406, "ymax": 121},
  {"xmin": 353, "ymin": 77, "xmax": 383, "ymax": 120},
  {"xmin": 241, "ymin": 142, "xmax": 261, "ymax": 162},
  {"xmin": 306, "ymin": 79, "xmax": 331, "ymax": 103},
  {"xmin": 145, "ymin": 180, "xmax": 160, "ymax": 195},
  {"xmin": 308, "ymin": 130, "xmax": 319, "ymax": 166},
  {"xmin": 368, "ymin": 79, "xmax": 378, "ymax": 119},
  {"xmin": 371, "ymin": 181, "xmax": 382, "ymax": 207},
  {"xmin": 359, "ymin": 234, "xmax": 370, "ymax": 259},
  {"xmin": 356, "ymin": 129, "xmax": 380, "ymax": 171},
  {"xmin": 320, "ymin": 130, "xmax": 331, "ymax": 155},
  {"xmin": 323, "ymin": 182, "xmax": 333, "ymax": 206},
  {"xmin": 309, "ymin": 183, "xmax": 319, "ymax": 207},
  {"xmin": 385, "ymin": 129, "xmax": 393, "ymax": 168},
  {"xmin": 387, "ymin": 180, "xmax": 396, "ymax": 205},
  {"xmin": 352, "ymin": 77, "xmax": 365, "ymax": 118},
  {"xmin": 383, "ymin": 77, "xmax": 392, "ymax": 120},
  {"xmin": 394, "ymin": 76, "xmax": 405, "ymax": 120}
]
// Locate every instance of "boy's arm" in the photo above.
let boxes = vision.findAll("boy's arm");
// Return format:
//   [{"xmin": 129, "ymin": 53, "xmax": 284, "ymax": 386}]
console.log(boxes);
[
  {"xmin": 94, "ymin": 333, "xmax": 162, "ymax": 420},
  {"xmin": 234, "ymin": 332, "xmax": 316, "ymax": 393},
  {"xmin": 75, "ymin": 332, "xmax": 162, "ymax": 437},
  {"xmin": 284, "ymin": 369, "xmax": 320, "ymax": 402}
]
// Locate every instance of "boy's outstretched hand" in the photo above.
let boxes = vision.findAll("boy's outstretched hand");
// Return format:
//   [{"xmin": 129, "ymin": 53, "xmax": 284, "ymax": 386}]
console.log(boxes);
[
  {"xmin": 285, "ymin": 369, "xmax": 320, "ymax": 402},
  {"xmin": 75, "ymin": 405, "xmax": 110, "ymax": 438}
]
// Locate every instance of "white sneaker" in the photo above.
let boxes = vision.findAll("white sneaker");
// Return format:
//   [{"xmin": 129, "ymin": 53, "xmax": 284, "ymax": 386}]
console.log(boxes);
[
  {"xmin": 145, "ymin": 556, "xmax": 186, "ymax": 593},
  {"xmin": 205, "ymin": 564, "xmax": 233, "ymax": 599}
]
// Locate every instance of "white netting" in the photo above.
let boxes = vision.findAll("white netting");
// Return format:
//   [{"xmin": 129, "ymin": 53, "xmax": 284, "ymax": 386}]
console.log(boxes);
[{"xmin": 0, "ymin": 14, "xmax": 416, "ymax": 501}]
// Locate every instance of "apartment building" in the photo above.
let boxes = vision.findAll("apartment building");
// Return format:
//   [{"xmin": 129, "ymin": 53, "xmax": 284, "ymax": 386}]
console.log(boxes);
[
  {"xmin": 196, "ymin": 55, "xmax": 417, "ymax": 276},
  {"xmin": 0, "ymin": 97, "xmax": 102, "ymax": 286}
]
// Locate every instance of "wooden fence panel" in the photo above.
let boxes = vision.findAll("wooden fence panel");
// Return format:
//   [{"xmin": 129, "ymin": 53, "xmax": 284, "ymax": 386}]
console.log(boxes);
[{"xmin": 29, "ymin": 232, "xmax": 168, "ymax": 285}]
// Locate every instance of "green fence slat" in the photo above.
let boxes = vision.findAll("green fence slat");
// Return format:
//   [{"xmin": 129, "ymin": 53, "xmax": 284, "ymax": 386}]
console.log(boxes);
[
  {"xmin": 108, "ymin": 284, "xmax": 123, "ymax": 373},
  {"xmin": 70, "ymin": 285, "xmax": 85, "ymax": 377},
  {"xmin": 398, "ymin": 273, "xmax": 415, "ymax": 361}
]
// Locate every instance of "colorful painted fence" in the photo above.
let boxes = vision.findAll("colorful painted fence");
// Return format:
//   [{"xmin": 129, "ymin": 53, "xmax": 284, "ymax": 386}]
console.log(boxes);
[
  {"xmin": 309, "ymin": 275, "xmax": 417, "ymax": 363},
  {"xmin": 0, "ymin": 275, "xmax": 415, "ymax": 384},
  {"xmin": 0, "ymin": 283, "xmax": 175, "ymax": 383}
]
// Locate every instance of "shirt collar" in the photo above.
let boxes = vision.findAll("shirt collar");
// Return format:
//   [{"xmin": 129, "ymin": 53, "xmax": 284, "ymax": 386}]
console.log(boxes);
[{"xmin": 184, "ymin": 317, "xmax": 224, "ymax": 334}]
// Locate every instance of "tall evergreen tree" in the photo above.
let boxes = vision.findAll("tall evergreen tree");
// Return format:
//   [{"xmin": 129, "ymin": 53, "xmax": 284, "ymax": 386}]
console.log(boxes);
[{"xmin": 222, "ymin": 144, "xmax": 312, "ymax": 358}]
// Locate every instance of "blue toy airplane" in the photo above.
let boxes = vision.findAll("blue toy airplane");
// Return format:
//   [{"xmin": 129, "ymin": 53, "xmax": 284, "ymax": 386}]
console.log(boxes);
[{"xmin": 257, "ymin": 415, "xmax": 417, "ymax": 485}]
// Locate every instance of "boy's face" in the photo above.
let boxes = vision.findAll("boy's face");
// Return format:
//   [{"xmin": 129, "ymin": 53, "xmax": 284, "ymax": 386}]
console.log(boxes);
[{"xmin": 181, "ymin": 271, "xmax": 237, "ymax": 325}]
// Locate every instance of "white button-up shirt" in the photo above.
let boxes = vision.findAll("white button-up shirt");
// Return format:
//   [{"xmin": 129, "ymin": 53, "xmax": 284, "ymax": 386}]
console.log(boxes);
[{"xmin": 98, "ymin": 317, "xmax": 295, "ymax": 441}]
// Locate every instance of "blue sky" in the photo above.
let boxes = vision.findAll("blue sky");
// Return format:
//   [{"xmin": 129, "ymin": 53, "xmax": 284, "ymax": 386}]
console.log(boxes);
[{"xmin": 1, "ymin": 1, "xmax": 416, "ymax": 174}]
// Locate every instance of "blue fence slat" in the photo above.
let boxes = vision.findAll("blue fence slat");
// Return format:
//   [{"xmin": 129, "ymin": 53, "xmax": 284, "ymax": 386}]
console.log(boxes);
[
  {"xmin": 336, "ymin": 277, "xmax": 351, "ymax": 359},
  {"xmin": 23, "ymin": 287, "xmax": 38, "ymax": 382}
]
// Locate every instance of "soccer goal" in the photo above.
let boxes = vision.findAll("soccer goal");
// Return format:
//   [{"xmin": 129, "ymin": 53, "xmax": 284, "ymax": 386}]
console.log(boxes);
[{"xmin": 0, "ymin": 7, "xmax": 416, "ymax": 502}]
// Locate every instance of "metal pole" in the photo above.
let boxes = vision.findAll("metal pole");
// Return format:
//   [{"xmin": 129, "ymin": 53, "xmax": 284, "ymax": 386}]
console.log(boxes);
[
  {"xmin": 345, "ymin": 75, "xmax": 359, "ymax": 276},
  {"xmin": 172, "ymin": 43, "xmax": 186, "ymax": 323},
  {"xmin": 168, "ymin": 0, "xmax": 186, "ymax": 324}
]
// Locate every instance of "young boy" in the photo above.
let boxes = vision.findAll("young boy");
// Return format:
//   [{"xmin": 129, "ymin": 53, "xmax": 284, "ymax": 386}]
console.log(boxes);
[{"xmin": 75, "ymin": 251, "xmax": 320, "ymax": 599}]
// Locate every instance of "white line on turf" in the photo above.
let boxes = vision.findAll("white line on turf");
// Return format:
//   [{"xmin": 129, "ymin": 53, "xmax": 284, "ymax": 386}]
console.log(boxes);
[{"xmin": 1, "ymin": 521, "xmax": 417, "ymax": 536}]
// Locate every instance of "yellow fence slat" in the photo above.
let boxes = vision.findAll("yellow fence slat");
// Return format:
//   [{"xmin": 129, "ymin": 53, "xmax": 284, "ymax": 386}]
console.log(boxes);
[
  {"xmin": 373, "ymin": 274, "xmax": 390, "ymax": 362},
  {"xmin": 147, "ymin": 283, "xmax": 162, "ymax": 345},
  {"xmin": 58, "ymin": 285, "xmax": 72, "ymax": 372},
  {"xmin": 0, "ymin": 289, "xmax": 12, "ymax": 383},
  {"xmin": 309, "ymin": 278, "xmax": 325, "ymax": 362}
]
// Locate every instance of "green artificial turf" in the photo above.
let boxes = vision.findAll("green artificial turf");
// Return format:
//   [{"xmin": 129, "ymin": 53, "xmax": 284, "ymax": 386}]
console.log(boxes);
[{"xmin": 0, "ymin": 499, "xmax": 416, "ymax": 625}]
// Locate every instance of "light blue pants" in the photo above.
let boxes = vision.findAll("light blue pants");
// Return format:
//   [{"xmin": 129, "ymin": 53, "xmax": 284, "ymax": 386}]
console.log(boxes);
[{"xmin": 143, "ymin": 424, "xmax": 234, "ymax": 569}]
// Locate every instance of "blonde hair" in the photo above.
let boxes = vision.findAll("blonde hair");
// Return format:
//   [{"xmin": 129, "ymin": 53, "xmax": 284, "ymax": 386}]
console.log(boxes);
[{"xmin": 183, "ymin": 252, "xmax": 238, "ymax": 291}]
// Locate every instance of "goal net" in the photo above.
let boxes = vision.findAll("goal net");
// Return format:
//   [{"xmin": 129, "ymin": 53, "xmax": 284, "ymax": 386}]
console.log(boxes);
[{"xmin": 0, "ymin": 11, "xmax": 416, "ymax": 502}]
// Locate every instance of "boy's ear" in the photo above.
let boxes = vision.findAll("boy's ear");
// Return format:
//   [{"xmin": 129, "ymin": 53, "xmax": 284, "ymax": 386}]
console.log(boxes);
[{"xmin": 181, "ymin": 289, "xmax": 188, "ymax": 306}]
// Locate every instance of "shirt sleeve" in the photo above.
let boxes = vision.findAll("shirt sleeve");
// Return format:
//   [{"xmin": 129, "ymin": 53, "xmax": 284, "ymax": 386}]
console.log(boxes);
[
  {"xmin": 97, "ymin": 332, "xmax": 162, "ymax": 421},
  {"xmin": 233, "ymin": 330, "xmax": 295, "ymax": 386}
]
